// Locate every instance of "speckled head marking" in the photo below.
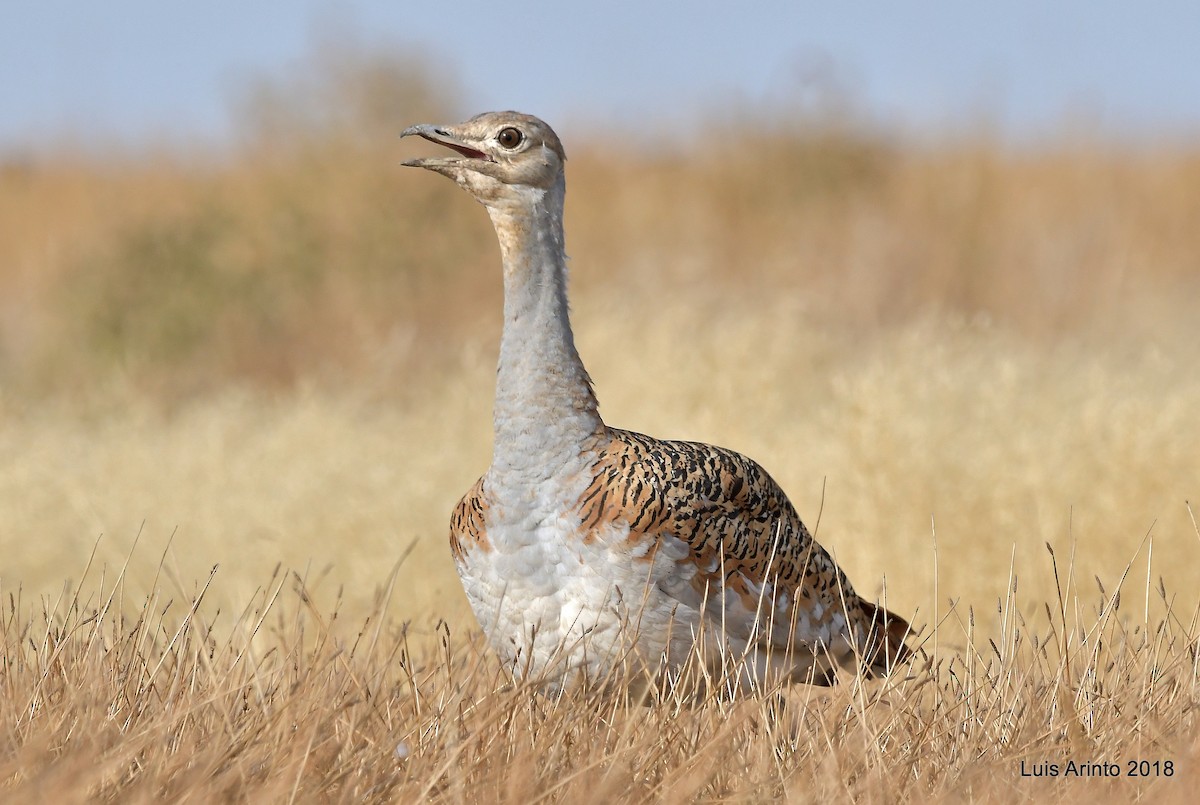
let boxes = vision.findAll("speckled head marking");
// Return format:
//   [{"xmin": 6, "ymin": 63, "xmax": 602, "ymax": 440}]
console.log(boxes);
[{"xmin": 401, "ymin": 111, "xmax": 566, "ymax": 207}]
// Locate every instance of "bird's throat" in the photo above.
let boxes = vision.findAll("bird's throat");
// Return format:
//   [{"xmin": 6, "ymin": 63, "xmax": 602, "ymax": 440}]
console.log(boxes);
[{"xmin": 487, "ymin": 178, "xmax": 602, "ymax": 484}]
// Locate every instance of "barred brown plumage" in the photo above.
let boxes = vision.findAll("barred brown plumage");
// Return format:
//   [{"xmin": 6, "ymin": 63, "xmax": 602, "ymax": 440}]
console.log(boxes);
[{"xmin": 403, "ymin": 111, "xmax": 914, "ymax": 691}]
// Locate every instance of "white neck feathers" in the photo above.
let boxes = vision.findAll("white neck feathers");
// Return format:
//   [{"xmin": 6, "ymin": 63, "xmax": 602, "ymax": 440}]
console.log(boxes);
[{"xmin": 485, "ymin": 175, "xmax": 602, "ymax": 485}]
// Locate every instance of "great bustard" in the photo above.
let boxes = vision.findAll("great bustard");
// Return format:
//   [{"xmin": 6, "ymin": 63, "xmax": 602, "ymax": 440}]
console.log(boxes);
[{"xmin": 402, "ymin": 111, "xmax": 912, "ymax": 690}]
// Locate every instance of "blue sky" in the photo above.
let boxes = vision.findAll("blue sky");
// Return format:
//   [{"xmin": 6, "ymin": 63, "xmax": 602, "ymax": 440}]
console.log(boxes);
[{"xmin": 2, "ymin": 1, "xmax": 1198, "ymax": 151}]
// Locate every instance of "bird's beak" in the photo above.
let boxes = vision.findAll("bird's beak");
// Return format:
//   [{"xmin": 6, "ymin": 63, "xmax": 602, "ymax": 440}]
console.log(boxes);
[{"xmin": 400, "ymin": 123, "xmax": 495, "ymax": 169}]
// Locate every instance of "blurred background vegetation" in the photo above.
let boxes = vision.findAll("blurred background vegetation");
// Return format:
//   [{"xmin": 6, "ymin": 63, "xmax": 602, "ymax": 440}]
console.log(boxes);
[
  {"xmin": 1, "ymin": 43, "xmax": 1198, "ymax": 625},
  {"xmin": 5, "ymin": 42, "xmax": 1197, "ymax": 403}
]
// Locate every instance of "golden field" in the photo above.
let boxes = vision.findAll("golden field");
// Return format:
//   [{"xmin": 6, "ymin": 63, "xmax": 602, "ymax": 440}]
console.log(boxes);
[{"xmin": 1, "ymin": 56, "xmax": 1198, "ymax": 801}]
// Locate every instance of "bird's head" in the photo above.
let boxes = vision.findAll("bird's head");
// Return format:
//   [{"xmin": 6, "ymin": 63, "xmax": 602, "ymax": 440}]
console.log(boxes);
[{"xmin": 401, "ymin": 111, "xmax": 566, "ymax": 207}]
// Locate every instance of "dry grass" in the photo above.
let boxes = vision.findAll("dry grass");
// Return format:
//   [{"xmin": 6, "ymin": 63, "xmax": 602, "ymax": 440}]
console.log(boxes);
[
  {"xmin": 2, "ymin": 52, "xmax": 1200, "ymax": 800},
  {"xmin": 1, "ymin": 543, "xmax": 1196, "ymax": 802}
]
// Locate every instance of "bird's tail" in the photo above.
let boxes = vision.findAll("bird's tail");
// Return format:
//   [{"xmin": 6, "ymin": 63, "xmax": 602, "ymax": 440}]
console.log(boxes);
[{"xmin": 856, "ymin": 598, "xmax": 915, "ymax": 677}]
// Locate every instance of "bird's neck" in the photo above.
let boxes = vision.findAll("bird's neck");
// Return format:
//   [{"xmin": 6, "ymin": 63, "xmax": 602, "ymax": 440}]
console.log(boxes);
[{"xmin": 486, "ymin": 176, "xmax": 603, "ymax": 485}]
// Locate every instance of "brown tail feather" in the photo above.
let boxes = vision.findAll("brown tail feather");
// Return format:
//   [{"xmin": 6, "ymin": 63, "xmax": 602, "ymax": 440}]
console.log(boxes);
[{"xmin": 857, "ymin": 599, "xmax": 915, "ymax": 677}]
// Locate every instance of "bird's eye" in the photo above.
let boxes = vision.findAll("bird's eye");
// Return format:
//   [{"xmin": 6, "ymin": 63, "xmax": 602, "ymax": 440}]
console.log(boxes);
[{"xmin": 497, "ymin": 127, "xmax": 524, "ymax": 149}]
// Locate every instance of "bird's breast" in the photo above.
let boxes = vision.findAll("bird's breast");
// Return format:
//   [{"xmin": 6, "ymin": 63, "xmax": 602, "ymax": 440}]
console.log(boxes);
[{"xmin": 454, "ymin": 461, "xmax": 692, "ymax": 678}]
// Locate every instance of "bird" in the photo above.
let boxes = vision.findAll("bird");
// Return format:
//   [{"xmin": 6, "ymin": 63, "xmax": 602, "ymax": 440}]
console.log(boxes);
[{"xmin": 401, "ymin": 111, "xmax": 913, "ymax": 693}]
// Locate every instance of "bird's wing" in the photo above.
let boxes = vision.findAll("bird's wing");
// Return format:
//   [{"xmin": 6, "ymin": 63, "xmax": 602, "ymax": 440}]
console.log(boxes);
[
  {"xmin": 579, "ymin": 428, "xmax": 892, "ymax": 661},
  {"xmin": 450, "ymin": 475, "xmax": 490, "ymax": 563}
]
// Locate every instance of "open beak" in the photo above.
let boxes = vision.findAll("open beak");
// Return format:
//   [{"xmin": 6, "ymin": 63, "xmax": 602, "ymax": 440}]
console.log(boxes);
[{"xmin": 400, "ymin": 124, "xmax": 495, "ymax": 169}]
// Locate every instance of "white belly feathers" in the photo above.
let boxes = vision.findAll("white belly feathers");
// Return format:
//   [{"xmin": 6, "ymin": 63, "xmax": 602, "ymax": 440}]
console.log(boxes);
[{"xmin": 455, "ymin": 465, "xmax": 698, "ymax": 683}]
